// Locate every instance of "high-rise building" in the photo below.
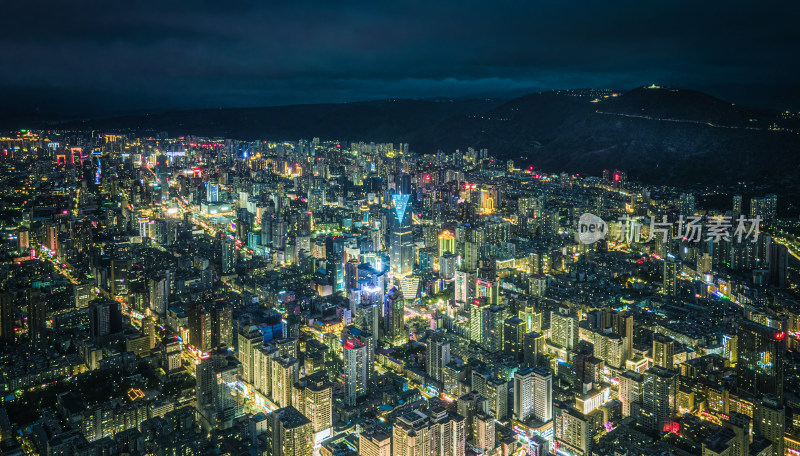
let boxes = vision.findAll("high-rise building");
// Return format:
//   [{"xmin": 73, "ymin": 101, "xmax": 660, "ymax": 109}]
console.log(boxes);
[
  {"xmin": 475, "ymin": 413, "xmax": 495, "ymax": 454},
  {"xmin": 271, "ymin": 355, "xmax": 300, "ymax": 408},
  {"xmin": 343, "ymin": 336, "xmax": 367, "ymax": 406},
  {"xmin": 360, "ymin": 428, "xmax": 392, "ymax": 456},
  {"xmin": 390, "ymin": 193, "xmax": 413, "ymax": 277},
  {"xmin": 679, "ymin": 193, "xmax": 696, "ymax": 217},
  {"xmin": 750, "ymin": 194, "xmax": 777, "ymax": 220},
  {"xmin": 238, "ymin": 326, "xmax": 263, "ymax": 385},
  {"xmin": 454, "ymin": 270, "xmax": 474, "ymax": 306},
  {"xmin": 503, "ymin": 317, "xmax": 525, "ymax": 359},
  {"xmin": 514, "ymin": 368, "xmax": 534, "ymax": 423},
  {"xmin": 733, "ymin": 195, "xmax": 743, "ymax": 213},
  {"xmin": 293, "ymin": 372, "xmax": 332, "ymax": 440},
  {"xmin": 619, "ymin": 370, "xmax": 644, "ymax": 417},
  {"xmin": 753, "ymin": 396, "xmax": 784, "ymax": 456},
  {"xmin": 554, "ymin": 407, "xmax": 594, "ymax": 456},
  {"xmin": 652, "ymin": 333, "xmax": 675, "ymax": 370},
  {"xmin": 196, "ymin": 347, "xmax": 242, "ymax": 430},
  {"xmin": 457, "ymin": 392, "xmax": 489, "ymax": 442},
  {"xmin": 384, "ymin": 287, "xmax": 405, "ymax": 345},
  {"xmin": 267, "ymin": 406, "xmax": 313, "ymax": 456},
  {"xmin": 430, "ymin": 407, "xmax": 466, "ymax": 456},
  {"xmin": 532, "ymin": 367, "xmax": 553, "ymax": 423},
  {"xmin": 641, "ymin": 366, "xmax": 678, "ymax": 433},
  {"xmin": 550, "ymin": 308, "xmax": 578, "ymax": 350},
  {"xmin": 593, "ymin": 331, "xmax": 626, "ymax": 369},
  {"xmin": 663, "ymin": 257, "xmax": 682, "ymax": 297},
  {"xmin": 523, "ymin": 331, "xmax": 544, "ymax": 368},
  {"xmin": 736, "ymin": 320, "xmax": 786, "ymax": 399},
  {"xmin": 601, "ymin": 308, "xmax": 633, "ymax": 362},
  {"xmin": 221, "ymin": 237, "xmax": 237, "ymax": 274},
  {"xmin": 254, "ymin": 344, "xmax": 279, "ymax": 397},
  {"xmin": 426, "ymin": 331, "xmax": 450, "ymax": 383},
  {"xmin": 393, "ymin": 410, "xmax": 431, "ymax": 456},
  {"xmin": 27, "ymin": 289, "xmax": 47, "ymax": 344},
  {"xmin": 148, "ymin": 276, "xmax": 169, "ymax": 316},
  {"xmin": 0, "ymin": 292, "xmax": 14, "ymax": 343}
]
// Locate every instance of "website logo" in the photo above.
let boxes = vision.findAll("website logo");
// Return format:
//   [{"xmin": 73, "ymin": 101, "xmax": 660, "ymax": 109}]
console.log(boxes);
[{"xmin": 578, "ymin": 213, "xmax": 606, "ymax": 244}]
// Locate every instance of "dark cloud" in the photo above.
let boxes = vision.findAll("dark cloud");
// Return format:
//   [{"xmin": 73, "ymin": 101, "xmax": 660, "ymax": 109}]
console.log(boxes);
[{"xmin": 1, "ymin": 0, "xmax": 798, "ymax": 114}]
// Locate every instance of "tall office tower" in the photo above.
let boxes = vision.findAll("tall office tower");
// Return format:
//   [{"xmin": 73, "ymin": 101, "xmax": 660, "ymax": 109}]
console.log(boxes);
[
  {"xmin": 514, "ymin": 368, "xmax": 534, "ymax": 422},
  {"xmin": 769, "ymin": 243, "xmax": 788, "ymax": 288},
  {"xmin": 454, "ymin": 270, "xmax": 474, "ymax": 306},
  {"xmin": 457, "ymin": 392, "xmax": 489, "ymax": 442},
  {"xmin": 750, "ymin": 194, "xmax": 778, "ymax": 220},
  {"xmin": 195, "ymin": 347, "xmax": 242, "ymax": 430},
  {"xmin": 485, "ymin": 305, "xmax": 505, "ymax": 352},
  {"xmin": 652, "ymin": 333, "xmax": 675, "ymax": 370},
  {"xmin": 211, "ymin": 305, "xmax": 233, "ymax": 348},
  {"xmin": 601, "ymin": 308, "xmax": 634, "ymax": 361},
  {"xmin": 238, "ymin": 326, "xmax": 264, "ymax": 385},
  {"xmin": 679, "ymin": 193, "xmax": 696, "ymax": 216},
  {"xmin": 663, "ymin": 257, "xmax": 682, "ymax": 297},
  {"xmin": 427, "ymin": 331, "xmax": 451, "ymax": 383},
  {"xmin": 142, "ymin": 315, "xmax": 157, "ymax": 350},
  {"xmin": 532, "ymin": 367, "xmax": 553, "ymax": 423},
  {"xmin": 221, "ymin": 237, "xmax": 237, "ymax": 274},
  {"xmin": 550, "ymin": 308, "xmax": 579, "ymax": 350},
  {"xmin": 345, "ymin": 259, "xmax": 360, "ymax": 291},
  {"xmin": 619, "ymin": 370, "xmax": 644, "ymax": 417},
  {"xmin": 698, "ymin": 252, "xmax": 713, "ymax": 275},
  {"xmin": 733, "ymin": 195, "xmax": 743, "ymax": 213},
  {"xmin": 254, "ymin": 344, "xmax": 278, "ymax": 397},
  {"xmin": 148, "ymin": 276, "xmax": 169, "ymax": 316},
  {"xmin": 393, "ymin": 410, "xmax": 432, "ymax": 456},
  {"xmin": 438, "ymin": 230, "xmax": 456, "ymax": 257},
  {"xmin": 475, "ymin": 413, "xmax": 495, "ymax": 454},
  {"xmin": 189, "ymin": 306, "xmax": 211, "ymax": 351},
  {"xmin": 736, "ymin": 320, "xmax": 786, "ymax": 399},
  {"xmin": 463, "ymin": 241, "xmax": 479, "ymax": 272},
  {"xmin": 430, "ymin": 407, "xmax": 466, "ymax": 456},
  {"xmin": 0, "ymin": 292, "xmax": 14, "ymax": 343},
  {"xmin": 641, "ymin": 366, "xmax": 678, "ymax": 433},
  {"xmin": 469, "ymin": 298, "xmax": 488, "ymax": 345},
  {"xmin": 27, "ymin": 289, "xmax": 47, "ymax": 344},
  {"xmin": 384, "ymin": 287, "xmax": 405, "ymax": 345},
  {"xmin": 343, "ymin": 337, "xmax": 367, "ymax": 406},
  {"xmin": 293, "ymin": 372, "xmax": 332, "ymax": 439},
  {"xmin": 390, "ymin": 193, "xmax": 413, "ymax": 277},
  {"xmin": 206, "ymin": 182, "xmax": 219, "ymax": 203},
  {"xmin": 267, "ymin": 406, "xmax": 313, "ymax": 456},
  {"xmin": 554, "ymin": 407, "xmax": 593, "ymax": 456},
  {"xmin": 355, "ymin": 302, "xmax": 380, "ymax": 339},
  {"xmin": 271, "ymin": 355, "xmax": 300, "ymax": 408},
  {"xmin": 46, "ymin": 223, "xmax": 58, "ymax": 253},
  {"xmin": 503, "ymin": 317, "xmax": 526, "ymax": 359},
  {"xmin": 753, "ymin": 396, "xmax": 784, "ymax": 456},
  {"xmin": 439, "ymin": 253, "xmax": 457, "ymax": 279},
  {"xmin": 524, "ymin": 331, "xmax": 544, "ymax": 368},
  {"xmin": 360, "ymin": 428, "xmax": 392, "ymax": 456}
]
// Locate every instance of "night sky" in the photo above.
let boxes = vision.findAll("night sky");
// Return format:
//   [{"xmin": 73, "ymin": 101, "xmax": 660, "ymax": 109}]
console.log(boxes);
[{"xmin": 2, "ymin": 0, "xmax": 799, "ymax": 115}]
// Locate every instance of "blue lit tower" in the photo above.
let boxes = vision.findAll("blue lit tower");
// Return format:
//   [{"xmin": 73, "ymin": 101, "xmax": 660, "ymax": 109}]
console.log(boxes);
[{"xmin": 390, "ymin": 193, "xmax": 413, "ymax": 277}]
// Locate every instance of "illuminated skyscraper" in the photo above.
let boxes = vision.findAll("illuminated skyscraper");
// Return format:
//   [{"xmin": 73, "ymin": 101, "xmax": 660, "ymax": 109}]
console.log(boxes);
[
  {"xmin": 663, "ymin": 257, "xmax": 682, "ymax": 297},
  {"xmin": 652, "ymin": 333, "xmax": 675, "ymax": 370},
  {"xmin": 360, "ymin": 428, "xmax": 391, "ymax": 456},
  {"xmin": 0, "ymin": 292, "xmax": 14, "ymax": 343},
  {"xmin": 267, "ymin": 406, "xmax": 313, "ymax": 456},
  {"xmin": 390, "ymin": 193, "xmax": 413, "ymax": 277},
  {"xmin": 238, "ymin": 326, "xmax": 263, "ymax": 385},
  {"xmin": 343, "ymin": 336, "xmax": 367, "ymax": 406},
  {"xmin": 736, "ymin": 320, "xmax": 786, "ymax": 399},
  {"xmin": 641, "ymin": 365, "xmax": 677, "ymax": 433},
  {"xmin": 196, "ymin": 347, "xmax": 242, "ymax": 430},
  {"xmin": 427, "ymin": 331, "xmax": 450, "ymax": 382},
  {"xmin": 293, "ymin": 372, "xmax": 332, "ymax": 442},
  {"xmin": 753, "ymin": 396, "xmax": 785, "ymax": 456}
]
